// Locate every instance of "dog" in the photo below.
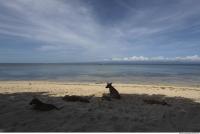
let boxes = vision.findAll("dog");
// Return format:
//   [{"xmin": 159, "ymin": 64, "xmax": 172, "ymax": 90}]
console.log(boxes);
[
  {"xmin": 106, "ymin": 82, "xmax": 121, "ymax": 99},
  {"xmin": 29, "ymin": 98, "xmax": 63, "ymax": 111}
]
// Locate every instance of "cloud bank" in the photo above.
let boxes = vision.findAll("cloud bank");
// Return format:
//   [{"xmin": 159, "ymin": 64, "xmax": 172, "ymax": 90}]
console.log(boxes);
[{"xmin": 110, "ymin": 55, "xmax": 200, "ymax": 62}]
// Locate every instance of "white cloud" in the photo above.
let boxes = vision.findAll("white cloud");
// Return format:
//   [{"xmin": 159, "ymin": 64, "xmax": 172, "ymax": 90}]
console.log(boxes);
[
  {"xmin": 110, "ymin": 55, "xmax": 200, "ymax": 62},
  {"xmin": 175, "ymin": 55, "xmax": 200, "ymax": 61}
]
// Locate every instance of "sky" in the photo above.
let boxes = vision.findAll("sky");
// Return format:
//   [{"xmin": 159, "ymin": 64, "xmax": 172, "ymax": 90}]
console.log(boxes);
[{"xmin": 0, "ymin": 0, "xmax": 200, "ymax": 63}]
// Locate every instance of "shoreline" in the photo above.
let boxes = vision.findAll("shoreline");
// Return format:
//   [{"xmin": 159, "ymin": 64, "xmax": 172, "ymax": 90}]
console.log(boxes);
[{"xmin": 0, "ymin": 80, "xmax": 200, "ymax": 88}]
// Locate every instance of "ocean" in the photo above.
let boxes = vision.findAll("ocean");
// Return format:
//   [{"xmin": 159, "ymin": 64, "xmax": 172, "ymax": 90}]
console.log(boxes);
[{"xmin": 0, "ymin": 63, "xmax": 200, "ymax": 86}]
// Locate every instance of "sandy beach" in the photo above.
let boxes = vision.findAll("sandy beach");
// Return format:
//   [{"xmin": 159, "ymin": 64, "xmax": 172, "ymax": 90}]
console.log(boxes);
[{"xmin": 0, "ymin": 81, "xmax": 200, "ymax": 132}]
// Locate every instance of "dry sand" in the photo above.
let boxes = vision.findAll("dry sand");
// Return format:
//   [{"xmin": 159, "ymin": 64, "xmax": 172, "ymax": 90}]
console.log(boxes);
[{"xmin": 0, "ymin": 81, "xmax": 200, "ymax": 132}]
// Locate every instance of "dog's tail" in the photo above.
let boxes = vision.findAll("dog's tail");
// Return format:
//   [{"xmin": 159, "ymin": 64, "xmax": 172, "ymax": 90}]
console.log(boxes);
[{"xmin": 56, "ymin": 106, "xmax": 64, "ymax": 110}]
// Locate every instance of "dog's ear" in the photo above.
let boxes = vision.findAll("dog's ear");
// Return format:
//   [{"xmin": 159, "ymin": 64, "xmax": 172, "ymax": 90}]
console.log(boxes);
[{"xmin": 107, "ymin": 82, "xmax": 112, "ymax": 85}]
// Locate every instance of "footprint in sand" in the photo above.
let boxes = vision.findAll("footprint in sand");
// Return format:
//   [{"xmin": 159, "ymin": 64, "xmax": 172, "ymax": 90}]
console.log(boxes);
[
  {"xmin": 89, "ymin": 117, "xmax": 95, "ymax": 121},
  {"xmin": 110, "ymin": 116, "xmax": 119, "ymax": 121},
  {"xmin": 160, "ymin": 87, "xmax": 165, "ymax": 89},
  {"xmin": 97, "ymin": 114, "xmax": 102, "ymax": 120},
  {"xmin": 168, "ymin": 87, "xmax": 174, "ymax": 91}
]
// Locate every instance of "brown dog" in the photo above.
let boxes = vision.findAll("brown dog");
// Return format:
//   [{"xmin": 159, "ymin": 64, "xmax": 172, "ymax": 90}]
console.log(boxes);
[{"xmin": 106, "ymin": 83, "xmax": 121, "ymax": 99}]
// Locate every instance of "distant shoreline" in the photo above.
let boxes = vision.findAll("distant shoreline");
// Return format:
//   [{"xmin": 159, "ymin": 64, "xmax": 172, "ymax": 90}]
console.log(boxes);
[{"xmin": 1, "ymin": 62, "xmax": 200, "ymax": 65}]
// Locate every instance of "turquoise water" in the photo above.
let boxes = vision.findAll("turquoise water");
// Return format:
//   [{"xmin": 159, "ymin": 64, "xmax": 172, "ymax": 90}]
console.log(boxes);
[{"xmin": 0, "ymin": 63, "xmax": 200, "ymax": 86}]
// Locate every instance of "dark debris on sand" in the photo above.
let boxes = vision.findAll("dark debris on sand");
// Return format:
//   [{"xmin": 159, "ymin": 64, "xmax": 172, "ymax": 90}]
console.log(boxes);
[
  {"xmin": 62, "ymin": 95, "xmax": 92, "ymax": 103},
  {"xmin": 143, "ymin": 99, "xmax": 171, "ymax": 106}
]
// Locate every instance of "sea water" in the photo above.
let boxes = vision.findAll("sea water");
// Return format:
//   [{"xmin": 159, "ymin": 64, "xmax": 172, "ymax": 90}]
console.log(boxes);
[{"xmin": 0, "ymin": 63, "xmax": 200, "ymax": 86}]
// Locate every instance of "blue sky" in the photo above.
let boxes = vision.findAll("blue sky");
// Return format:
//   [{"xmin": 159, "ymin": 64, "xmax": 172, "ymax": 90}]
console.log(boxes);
[{"xmin": 0, "ymin": 0, "xmax": 200, "ymax": 63}]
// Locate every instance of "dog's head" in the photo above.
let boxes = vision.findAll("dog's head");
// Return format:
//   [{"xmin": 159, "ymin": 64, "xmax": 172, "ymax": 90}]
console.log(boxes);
[{"xmin": 106, "ymin": 82, "xmax": 112, "ymax": 88}]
